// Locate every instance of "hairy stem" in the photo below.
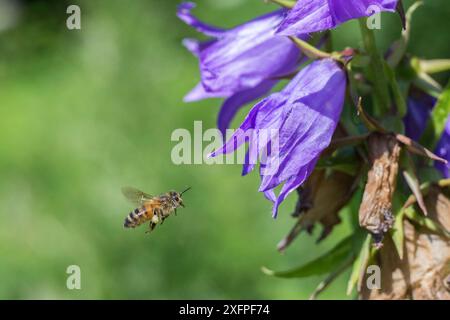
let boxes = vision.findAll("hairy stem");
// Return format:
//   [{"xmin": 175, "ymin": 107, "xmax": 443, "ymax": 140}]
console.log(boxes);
[{"xmin": 359, "ymin": 19, "xmax": 391, "ymax": 116}]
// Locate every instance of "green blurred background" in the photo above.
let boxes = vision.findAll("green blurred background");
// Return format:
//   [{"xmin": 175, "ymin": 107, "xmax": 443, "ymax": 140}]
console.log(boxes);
[{"xmin": 0, "ymin": 0, "xmax": 449, "ymax": 299}]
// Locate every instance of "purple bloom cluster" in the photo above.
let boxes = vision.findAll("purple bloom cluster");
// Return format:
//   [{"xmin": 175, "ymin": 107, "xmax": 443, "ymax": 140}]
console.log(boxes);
[{"xmin": 179, "ymin": 0, "xmax": 449, "ymax": 216}]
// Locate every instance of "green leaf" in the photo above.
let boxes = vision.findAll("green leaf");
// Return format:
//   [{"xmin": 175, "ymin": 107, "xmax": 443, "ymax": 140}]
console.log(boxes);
[
  {"xmin": 404, "ymin": 207, "xmax": 450, "ymax": 237},
  {"xmin": 358, "ymin": 18, "xmax": 391, "ymax": 116},
  {"xmin": 391, "ymin": 209, "xmax": 406, "ymax": 259},
  {"xmin": 316, "ymin": 152, "xmax": 359, "ymax": 175},
  {"xmin": 346, "ymin": 234, "xmax": 371, "ymax": 296},
  {"xmin": 262, "ymin": 236, "xmax": 353, "ymax": 278},
  {"xmin": 349, "ymin": 54, "xmax": 370, "ymax": 68},
  {"xmin": 384, "ymin": 62, "xmax": 407, "ymax": 118},
  {"xmin": 309, "ymin": 257, "xmax": 354, "ymax": 300},
  {"xmin": 381, "ymin": 115, "xmax": 405, "ymax": 134},
  {"xmin": 402, "ymin": 169, "xmax": 428, "ymax": 216},
  {"xmin": 420, "ymin": 59, "xmax": 450, "ymax": 74},
  {"xmin": 387, "ymin": 1, "xmax": 423, "ymax": 67},
  {"xmin": 412, "ymin": 72, "xmax": 442, "ymax": 98},
  {"xmin": 417, "ymin": 167, "xmax": 444, "ymax": 184},
  {"xmin": 421, "ymin": 80, "xmax": 450, "ymax": 149}
]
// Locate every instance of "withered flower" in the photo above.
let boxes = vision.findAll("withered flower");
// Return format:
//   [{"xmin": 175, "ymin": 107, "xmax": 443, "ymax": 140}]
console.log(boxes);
[
  {"xmin": 359, "ymin": 133, "xmax": 401, "ymax": 247},
  {"xmin": 278, "ymin": 169, "xmax": 360, "ymax": 252}
]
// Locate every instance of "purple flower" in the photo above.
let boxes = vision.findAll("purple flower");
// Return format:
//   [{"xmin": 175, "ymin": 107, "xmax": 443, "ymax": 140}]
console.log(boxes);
[
  {"xmin": 178, "ymin": 2, "xmax": 303, "ymax": 132},
  {"xmin": 435, "ymin": 116, "xmax": 450, "ymax": 178},
  {"xmin": 403, "ymin": 89, "xmax": 450, "ymax": 178},
  {"xmin": 404, "ymin": 89, "xmax": 436, "ymax": 141},
  {"xmin": 277, "ymin": 0, "xmax": 398, "ymax": 36},
  {"xmin": 211, "ymin": 59, "xmax": 347, "ymax": 217}
]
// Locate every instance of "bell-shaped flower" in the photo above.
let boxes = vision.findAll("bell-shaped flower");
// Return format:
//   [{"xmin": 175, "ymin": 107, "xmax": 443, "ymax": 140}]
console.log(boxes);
[
  {"xmin": 404, "ymin": 89, "xmax": 436, "ymax": 141},
  {"xmin": 210, "ymin": 59, "xmax": 347, "ymax": 217},
  {"xmin": 177, "ymin": 2, "xmax": 303, "ymax": 132},
  {"xmin": 276, "ymin": 0, "xmax": 398, "ymax": 36},
  {"xmin": 403, "ymin": 89, "xmax": 450, "ymax": 178}
]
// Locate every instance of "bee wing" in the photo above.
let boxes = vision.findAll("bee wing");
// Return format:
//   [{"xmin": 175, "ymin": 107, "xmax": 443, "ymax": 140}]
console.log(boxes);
[{"xmin": 121, "ymin": 186, "xmax": 154, "ymax": 206}]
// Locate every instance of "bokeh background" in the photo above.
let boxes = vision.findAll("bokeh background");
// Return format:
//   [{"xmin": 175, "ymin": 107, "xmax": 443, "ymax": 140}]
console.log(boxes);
[{"xmin": 0, "ymin": 0, "xmax": 449, "ymax": 299}]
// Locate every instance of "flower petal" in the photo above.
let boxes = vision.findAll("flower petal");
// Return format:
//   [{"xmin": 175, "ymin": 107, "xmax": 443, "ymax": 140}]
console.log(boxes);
[
  {"xmin": 277, "ymin": 0, "xmax": 333, "ymax": 36},
  {"xmin": 434, "ymin": 116, "xmax": 450, "ymax": 178},
  {"xmin": 182, "ymin": 38, "xmax": 215, "ymax": 58},
  {"xmin": 179, "ymin": 4, "xmax": 302, "ymax": 97},
  {"xmin": 259, "ymin": 59, "xmax": 347, "ymax": 191},
  {"xmin": 404, "ymin": 90, "xmax": 436, "ymax": 141},
  {"xmin": 270, "ymin": 157, "xmax": 318, "ymax": 218},
  {"xmin": 198, "ymin": 10, "xmax": 300, "ymax": 94},
  {"xmin": 177, "ymin": 2, "xmax": 225, "ymax": 37},
  {"xmin": 277, "ymin": 0, "xmax": 398, "ymax": 35},
  {"xmin": 217, "ymin": 80, "xmax": 277, "ymax": 135},
  {"xmin": 183, "ymin": 82, "xmax": 229, "ymax": 102},
  {"xmin": 331, "ymin": 0, "xmax": 397, "ymax": 24},
  {"xmin": 212, "ymin": 59, "xmax": 347, "ymax": 216}
]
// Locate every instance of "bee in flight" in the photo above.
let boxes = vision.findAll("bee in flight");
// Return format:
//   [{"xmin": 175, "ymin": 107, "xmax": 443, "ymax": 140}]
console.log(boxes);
[{"xmin": 122, "ymin": 186, "xmax": 190, "ymax": 233}]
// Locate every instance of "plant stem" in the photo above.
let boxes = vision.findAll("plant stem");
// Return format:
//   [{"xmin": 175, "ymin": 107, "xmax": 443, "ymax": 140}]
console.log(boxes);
[
  {"xmin": 358, "ymin": 19, "xmax": 391, "ymax": 116},
  {"xmin": 289, "ymin": 36, "xmax": 331, "ymax": 60},
  {"xmin": 420, "ymin": 59, "xmax": 450, "ymax": 74},
  {"xmin": 267, "ymin": 0, "xmax": 296, "ymax": 9}
]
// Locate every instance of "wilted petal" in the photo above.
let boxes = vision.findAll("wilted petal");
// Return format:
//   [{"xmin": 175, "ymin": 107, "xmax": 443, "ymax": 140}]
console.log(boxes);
[{"xmin": 277, "ymin": 0, "xmax": 398, "ymax": 35}]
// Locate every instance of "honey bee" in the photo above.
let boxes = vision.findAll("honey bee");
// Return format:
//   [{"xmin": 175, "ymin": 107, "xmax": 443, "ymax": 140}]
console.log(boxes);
[{"xmin": 122, "ymin": 186, "xmax": 190, "ymax": 233}]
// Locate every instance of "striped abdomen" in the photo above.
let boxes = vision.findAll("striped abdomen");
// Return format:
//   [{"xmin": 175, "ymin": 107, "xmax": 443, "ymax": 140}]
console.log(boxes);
[{"xmin": 124, "ymin": 206, "xmax": 152, "ymax": 228}]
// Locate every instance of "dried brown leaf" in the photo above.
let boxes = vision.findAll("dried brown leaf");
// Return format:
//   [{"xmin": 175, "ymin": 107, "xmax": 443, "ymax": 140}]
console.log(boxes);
[{"xmin": 359, "ymin": 133, "xmax": 401, "ymax": 246}]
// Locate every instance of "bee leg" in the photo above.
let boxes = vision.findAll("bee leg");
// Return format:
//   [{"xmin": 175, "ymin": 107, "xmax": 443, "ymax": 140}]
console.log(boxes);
[{"xmin": 146, "ymin": 221, "xmax": 157, "ymax": 234}]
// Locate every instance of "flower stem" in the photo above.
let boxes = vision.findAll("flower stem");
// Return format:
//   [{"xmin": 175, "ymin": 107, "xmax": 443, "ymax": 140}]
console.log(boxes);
[
  {"xmin": 358, "ymin": 19, "xmax": 391, "ymax": 116},
  {"xmin": 267, "ymin": 0, "xmax": 296, "ymax": 9},
  {"xmin": 420, "ymin": 59, "xmax": 450, "ymax": 74},
  {"xmin": 289, "ymin": 36, "xmax": 331, "ymax": 60}
]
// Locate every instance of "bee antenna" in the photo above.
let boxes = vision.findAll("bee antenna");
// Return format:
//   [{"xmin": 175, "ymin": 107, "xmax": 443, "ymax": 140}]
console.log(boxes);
[{"xmin": 180, "ymin": 187, "xmax": 191, "ymax": 195}]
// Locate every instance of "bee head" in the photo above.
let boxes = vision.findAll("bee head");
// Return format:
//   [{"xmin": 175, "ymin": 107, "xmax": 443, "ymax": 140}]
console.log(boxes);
[
  {"xmin": 170, "ymin": 187, "xmax": 190, "ymax": 208},
  {"xmin": 169, "ymin": 191, "xmax": 184, "ymax": 208}
]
